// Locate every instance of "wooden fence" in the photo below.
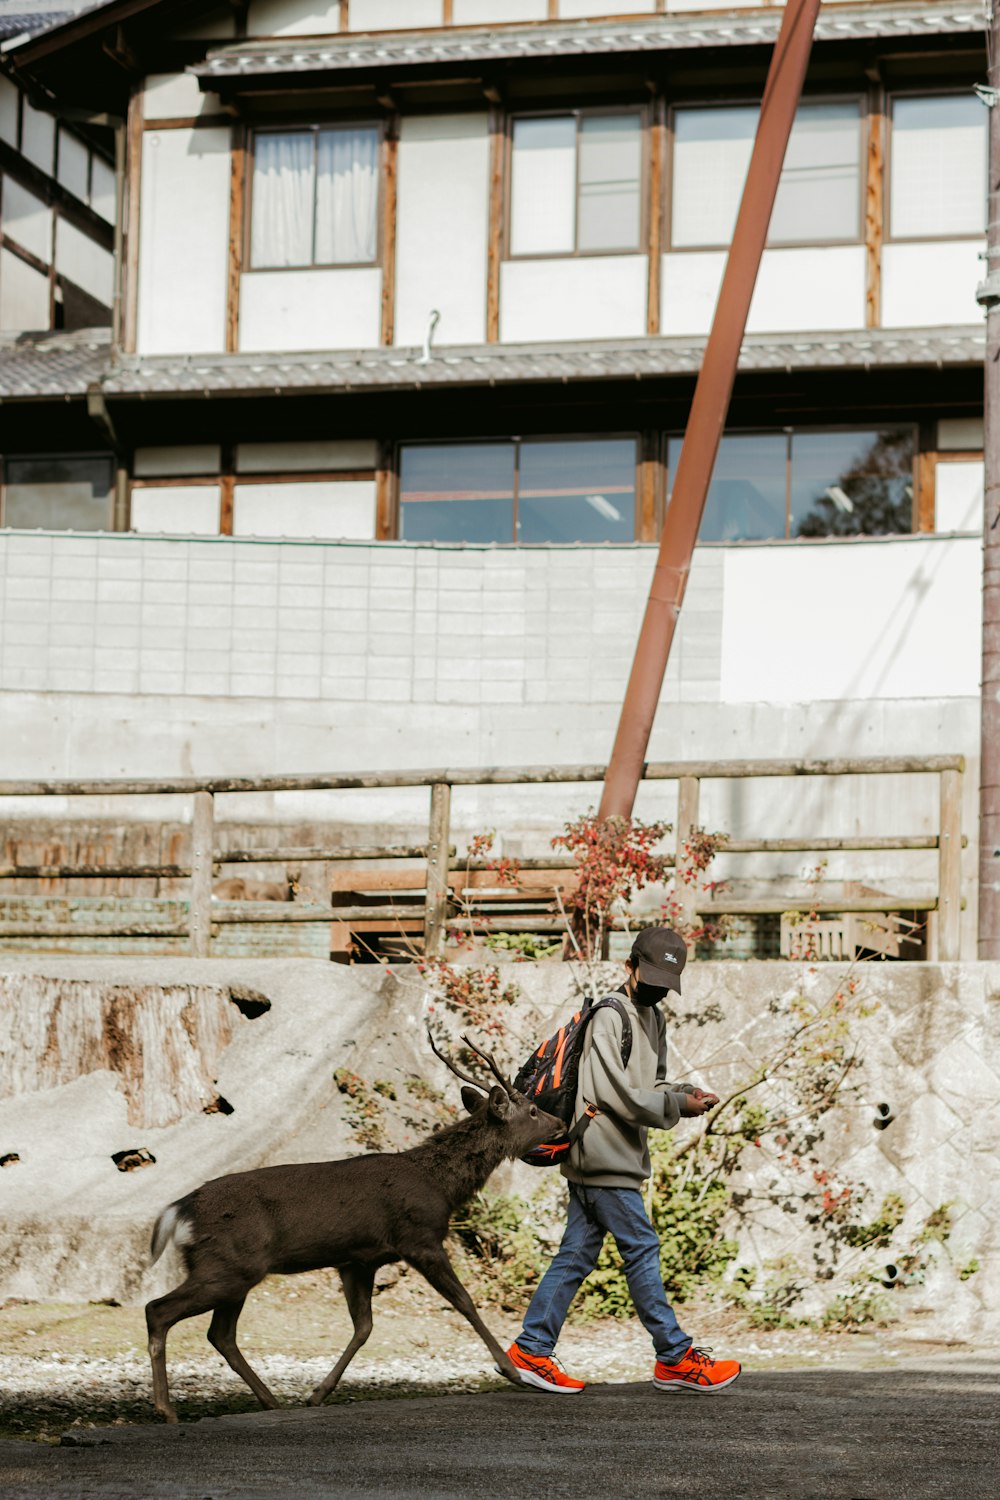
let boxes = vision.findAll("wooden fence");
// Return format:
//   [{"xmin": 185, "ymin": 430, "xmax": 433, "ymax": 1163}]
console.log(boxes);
[{"xmin": 0, "ymin": 755, "xmax": 966, "ymax": 960}]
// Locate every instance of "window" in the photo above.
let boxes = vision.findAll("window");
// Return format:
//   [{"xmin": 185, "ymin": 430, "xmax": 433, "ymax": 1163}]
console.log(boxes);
[
  {"xmin": 1, "ymin": 454, "xmax": 114, "ymax": 530},
  {"xmin": 250, "ymin": 125, "xmax": 380, "ymax": 269},
  {"xmin": 509, "ymin": 111, "xmax": 643, "ymax": 256},
  {"xmin": 889, "ymin": 95, "xmax": 987, "ymax": 239},
  {"xmin": 667, "ymin": 428, "xmax": 915, "ymax": 542},
  {"xmin": 398, "ymin": 438, "xmax": 637, "ymax": 543},
  {"xmin": 671, "ymin": 99, "xmax": 862, "ymax": 248}
]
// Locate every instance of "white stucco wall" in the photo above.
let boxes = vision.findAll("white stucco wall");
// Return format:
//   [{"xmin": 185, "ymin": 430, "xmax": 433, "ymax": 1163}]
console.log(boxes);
[
  {"xmin": 231, "ymin": 480, "xmax": 376, "ymax": 539},
  {"xmin": 394, "ymin": 114, "xmax": 490, "ymax": 349},
  {"xmin": 245, "ymin": 0, "xmax": 343, "ymax": 35},
  {"xmin": 881, "ymin": 241, "xmax": 985, "ymax": 329},
  {"xmin": 239, "ymin": 267, "xmax": 382, "ymax": 352},
  {"xmin": 130, "ymin": 486, "xmax": 222, "ymax": 536},
  {"xmin": 54, "ymin": 219, "xmax": 114, "ymax": 304},
  {"xmin": 500, "ymin": 255, "xmax": 648, "ymax": 343},
  {"xmin": 136, "ymin": 126, "xmax": 230, "ymax": 355},
  {"xmin": 0, "ymin": 247, "xmax": 49, "ymax": 331},
  {"xmin": 662, "ymin": 245, "xmax": 866, "ymax": 337}
]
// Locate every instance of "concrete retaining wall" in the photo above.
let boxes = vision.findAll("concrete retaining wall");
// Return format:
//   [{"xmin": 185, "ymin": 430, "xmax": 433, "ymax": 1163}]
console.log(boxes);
[{"xmin": 0, "ymin": 957, "xmax": 996, "ymax": 1336}]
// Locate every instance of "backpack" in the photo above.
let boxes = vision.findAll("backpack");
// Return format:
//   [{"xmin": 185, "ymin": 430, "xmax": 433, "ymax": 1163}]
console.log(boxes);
[{"xmin": 513, "ymin": 994, "xmax": 633, "ymax": 1168}]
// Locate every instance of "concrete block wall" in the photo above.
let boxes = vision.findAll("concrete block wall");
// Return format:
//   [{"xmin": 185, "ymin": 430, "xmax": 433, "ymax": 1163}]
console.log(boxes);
[{"xmin": 0, "ymin": 528, "xmax": 983, "ymax": 952}]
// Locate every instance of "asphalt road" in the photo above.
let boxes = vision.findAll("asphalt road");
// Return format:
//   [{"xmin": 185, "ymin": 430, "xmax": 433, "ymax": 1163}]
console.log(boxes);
[{"xmin": 1, "ymin": 1365, "xmax": 997, "ymax": 1500}]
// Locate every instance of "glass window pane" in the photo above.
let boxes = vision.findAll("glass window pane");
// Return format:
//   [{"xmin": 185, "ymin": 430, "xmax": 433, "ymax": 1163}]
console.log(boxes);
[
  {"xmin": 315, "ymin": 126, "xmax": 379, "ymax": 265},
  {"xmin": 518, "ymin": 438, "xmax": 635, "ymax": 543},
  {"xmin": 669, "ymin": 433, "xmax": 787, "ymax": 541},
  {"xmin": 3, "ymin": 456, "xmax": 113, "ymax": 530},
  {"xmin": 890, "ymin": 96, "xmax": 987, "ymax": 238},
  {"xmin": 770, "ymin": 101, "xmax": 861, "ymax": 243},
  {"xmin": 577, "ymin": 114, "xmax": 642, "ymax": 252},
  {"xmin": 510, "ymin": 116, "xmax": 576, "ymax": 256},
  {"xmin": 250, "ymin": 131, "xmax": 315, "ymax": 268},
  {"xmin": 399, "ymin": 444, "xmax": 515, "ymax": 543},
  {"xmin": 792, "ymin": 429, "xmax": 915, "ymax": 537},
  {"xmin": 672, "ymin": 106, "xmax": 756, "ymax": 248}
]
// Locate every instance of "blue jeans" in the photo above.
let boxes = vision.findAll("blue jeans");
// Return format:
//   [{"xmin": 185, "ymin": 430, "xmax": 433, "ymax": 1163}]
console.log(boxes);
[{"xmin": 518, "ymin": 1181, "xmax": 691, "ymax": 1364}]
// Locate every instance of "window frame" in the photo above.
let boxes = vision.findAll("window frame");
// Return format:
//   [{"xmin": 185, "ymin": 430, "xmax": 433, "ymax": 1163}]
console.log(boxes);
[
  {"xmin": 394, "ymin": 432, "xmax": 643, "ymax": 544},
  {"xmin": 504, "ymin": 104, "xmax": 650, "ymax": 263},
  {"xmin": 665, "ymin": 422, "xmax": 920, "ymax": 543},
  {"xmin": 0, "ymin": 450, "xmax": 116, "ymax": 531},
  {"xmin": 245, "ymin": 118, "xmax": 386, "ymax": 274},
  {"xmin": 884, "ymin": 88, "xmax": 988, "ymax": 246},
  {"xmin": 665, "ymin": 93, "xmax": 869, "ymax": 254}
]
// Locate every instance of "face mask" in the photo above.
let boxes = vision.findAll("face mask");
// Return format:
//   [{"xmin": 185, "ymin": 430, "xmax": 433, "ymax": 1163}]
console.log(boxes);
[{"xmin": 634, "ymin": 980, "xmax": 669, "ymax": 1008}]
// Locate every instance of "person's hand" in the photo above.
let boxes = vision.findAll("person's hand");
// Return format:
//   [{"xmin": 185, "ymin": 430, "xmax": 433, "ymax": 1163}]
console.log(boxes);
[{"xmin": 680, "ymin": 1087, "xmax": 719, "ymax": 1116}]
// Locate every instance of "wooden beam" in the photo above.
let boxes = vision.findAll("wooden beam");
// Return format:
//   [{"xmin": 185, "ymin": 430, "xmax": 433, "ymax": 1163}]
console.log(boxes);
[
  {"xmin": 226, "ymin": 123, "xmax": 246, "ymax": 354},
  {"xmin": 380, "ymin": 116, "xmax": 399, "ymax": 346},
  {"xmin": 916, "ymin": 426, "xmax": 936, "ymax": 532},
  {"xmin": 638, "ymin": 430, "xmax": 659, "ymax": 542},
  {"xmin": 375, "ymin": 439, "xmax": 395, "ymax": 539},
  {"xmin": 486, "ymin": 103, "xmax": 505, "ymax": 344},
  {"xmin": 0, "ymin": 755, "xmax": 967, "ymax": 800},
  {"xmin": 937, "ymin": 765, "xmax": 964, "ymax": 959},
  {"xmin": 865, "ymin": 83, "xmax": 884, "ymax": 330},
  {"xmin": 647, "ymin": 94, "xmax": 665, "ymax": 336},
  {"xmin": 122, "ymin": 82, "xmax": 144, "ymax": 355},
  {"xmin": 340, "ymin": 0, "xmax": 350, "ymax": 28}
]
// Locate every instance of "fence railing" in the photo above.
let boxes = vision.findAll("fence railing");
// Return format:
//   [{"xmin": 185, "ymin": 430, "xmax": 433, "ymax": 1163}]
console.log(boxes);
[{"xmin": 0, "ymin": 755, "xmax": 966, "ymax": 960}]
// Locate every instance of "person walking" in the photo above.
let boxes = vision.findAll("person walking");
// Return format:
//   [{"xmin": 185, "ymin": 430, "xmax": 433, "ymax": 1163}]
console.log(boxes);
[{"xmin": 504, "ymin": 927, "xmax": 741, "ymax": 1395}]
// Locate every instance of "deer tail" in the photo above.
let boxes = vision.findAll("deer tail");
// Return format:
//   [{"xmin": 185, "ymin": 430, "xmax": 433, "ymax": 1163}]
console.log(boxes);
[{"xmin": 149, "ymin": 1200, "xmax": 194, "ymax": 1266}]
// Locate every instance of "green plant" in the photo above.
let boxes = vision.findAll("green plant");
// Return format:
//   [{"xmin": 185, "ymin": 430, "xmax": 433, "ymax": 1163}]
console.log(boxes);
[
  {"xmin": 450, "ymin": 1189, "xmax": 554, "ymax": 1311},
  {"xmin": 333, "ymin": 1068, "xmax": 386, "ymax": 1152},
  {"xmin": 482, "ymin": 932, "xmax": 563, "ymax": 961},
  {"xmin": 821, "ymin": 1276, "xmax": 893, "ymax": 1330},
  {"xmin": 959, "ymin": 1257, "xmax": 980, "ymax": 1281}
]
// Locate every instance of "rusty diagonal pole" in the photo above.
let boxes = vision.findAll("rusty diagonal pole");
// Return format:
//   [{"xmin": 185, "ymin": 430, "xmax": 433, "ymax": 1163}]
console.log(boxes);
[{"xmin": 599, "ymin": 0, "xmax": 822, "ymax": 821}]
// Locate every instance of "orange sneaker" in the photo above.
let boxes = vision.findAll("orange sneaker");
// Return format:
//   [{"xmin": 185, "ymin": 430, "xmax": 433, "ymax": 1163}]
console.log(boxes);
[
  {"xmin": 653, "ymin": 1346, "xmax": 741, "ymax": 1394},
  {"xmin": 501, "ymin": 1342, "xmax": 586, "ymax": 1394}
]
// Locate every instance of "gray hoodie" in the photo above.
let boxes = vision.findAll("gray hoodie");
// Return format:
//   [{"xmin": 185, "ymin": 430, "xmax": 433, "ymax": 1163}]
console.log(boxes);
[{"xmin": 560, "ymin": 989, "xmax": 688, "ymax": 1189}]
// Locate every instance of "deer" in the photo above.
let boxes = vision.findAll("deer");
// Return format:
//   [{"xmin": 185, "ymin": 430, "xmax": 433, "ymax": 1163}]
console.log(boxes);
[{"xmin": 144, "ymin": 1031, "xmax": 564, "ymax": 1423}]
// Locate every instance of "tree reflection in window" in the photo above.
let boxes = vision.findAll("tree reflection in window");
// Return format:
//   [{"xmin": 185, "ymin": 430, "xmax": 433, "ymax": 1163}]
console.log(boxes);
[
  {"xmin": 793, "ymin": 429, "xmax": 914, "ymax": 537},
  {"xmin": 668, "ymin": 427, "xmax": 915, "ymax": 541}
]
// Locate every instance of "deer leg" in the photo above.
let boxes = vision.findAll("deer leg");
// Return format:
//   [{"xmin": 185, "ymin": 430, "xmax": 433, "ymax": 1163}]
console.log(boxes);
[
  {"xmin": 405, "ymin": 1247, "xmax": 522, "ymax": 1388},
  {"xmin": 207, "ymin": 1298, "xmax": 281, "ymax": 1411},
  {"xmin": 308, "ymin": 1265, "xmax": 376, "ymax": 1406},
  {"xmin": 146, "ymin": 1279, "xmax": 220, "ymax": 1424}
]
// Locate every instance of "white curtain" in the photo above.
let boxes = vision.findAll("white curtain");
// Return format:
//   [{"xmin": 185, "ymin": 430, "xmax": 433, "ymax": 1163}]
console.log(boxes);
[
  {"xmin": 315, "ymin": 127, "xmax": 379, "ymax": 265},
  {"xmin": 251, "ymin": 131, "xmax": 314, "ymax": 269}
]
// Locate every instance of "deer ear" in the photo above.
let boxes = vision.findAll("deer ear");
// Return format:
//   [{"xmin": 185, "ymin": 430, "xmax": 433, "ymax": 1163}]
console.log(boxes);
[
  {"xmin": 487, "ymin": 1085, "xmax": 514, "ymax": 1121},
  {"xmin": 461, "ymin": 1085, "xmax": 486, "ymax": 1114}
]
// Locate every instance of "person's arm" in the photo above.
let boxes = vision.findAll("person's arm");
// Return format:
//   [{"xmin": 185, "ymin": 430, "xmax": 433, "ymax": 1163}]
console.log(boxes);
[{"xmin": 581, "ymin": 1009, "xmax": 682, "ymax": 1130}]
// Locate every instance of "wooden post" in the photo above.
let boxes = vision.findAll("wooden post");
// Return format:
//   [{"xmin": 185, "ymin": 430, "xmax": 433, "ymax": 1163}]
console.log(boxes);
[
  {"xmin": 380, "ymin": 115, "xmax": 399, "ymax": 346},
  {"xmin": 937, "ymin": 767, "xmax": 963, "ymax": 961},
  {"xmin": 226, "ymin": 123, "xmax": 246, "ymax": 354},
  {"xmin": 189, "ymin": 790, "xmax": 215, "ymax": 957},
  {"xmin": 675, "ymin": 776, "xmax": 700, "ymax": 946},
  {"xmin": 424, "ymin": 782, "xmax": 452, "ymax": 958},
  {"xmin": 646, "ymin": 94, "xmax": 665, "ymax": 337},
  {"xmin": 486, "ymin": 104, "xmax": 505, "ymax": 344},
  {"xmin": 864, "ymin": 83, "xmax": 884, "ymax": 331}
]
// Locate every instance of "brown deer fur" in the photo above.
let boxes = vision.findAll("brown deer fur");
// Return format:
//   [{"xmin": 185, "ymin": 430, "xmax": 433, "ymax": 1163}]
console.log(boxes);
[{"xmin": 145, "ymin": 1040, "xmax": 563, "ymax": 1422}]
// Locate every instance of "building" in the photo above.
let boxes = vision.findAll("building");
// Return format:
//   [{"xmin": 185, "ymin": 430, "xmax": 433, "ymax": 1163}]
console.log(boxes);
[
  {"xmin": 0, "ymin": 0, "xmax": 116, "ymax": 336},
  {"xmin": 0, "ymin": 0, "xmax": 990, "ymax": 956}
]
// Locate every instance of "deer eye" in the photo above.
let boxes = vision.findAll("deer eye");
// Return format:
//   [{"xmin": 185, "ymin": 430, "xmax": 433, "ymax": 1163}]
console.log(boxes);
[{"xmin": 530, "ymin": 1106, "xmax": 538, "ymax": 1118}]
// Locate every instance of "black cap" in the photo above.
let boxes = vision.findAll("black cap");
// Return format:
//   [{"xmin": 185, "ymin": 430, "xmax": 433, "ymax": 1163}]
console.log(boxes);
[{"xmin": 630, "ymin": 927, "xmax": 687, "ymax": 995}]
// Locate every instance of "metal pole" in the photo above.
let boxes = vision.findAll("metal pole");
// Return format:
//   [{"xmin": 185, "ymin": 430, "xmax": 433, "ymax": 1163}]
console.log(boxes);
[
  {"xmin": 978, "ymin": 6, "xmax": 1000, "ymax": 957},
  {"xmin": 598, "ymin": 0, "xmax": 821, "ymax": 821}
]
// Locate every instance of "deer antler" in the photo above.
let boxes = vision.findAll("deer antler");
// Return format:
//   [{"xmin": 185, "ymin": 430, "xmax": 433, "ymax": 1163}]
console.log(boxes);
[
  {"xmin": 426, "ymin": 1026, "xmax": 491, "ymax": 1092},
  {"xmin": 460, "ymin": 1033, "xmax": 516, "ymax": 1098}
]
